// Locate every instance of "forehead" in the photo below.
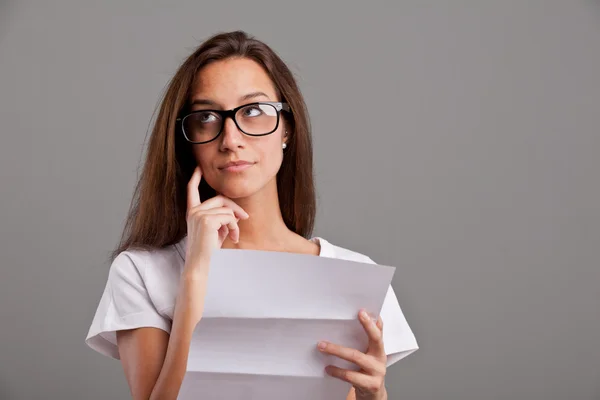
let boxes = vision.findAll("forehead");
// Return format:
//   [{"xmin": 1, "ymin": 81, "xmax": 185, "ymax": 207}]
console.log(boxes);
[{"xmin": 190, "ymin": 57, "xmax": 278, "ymax": 105}]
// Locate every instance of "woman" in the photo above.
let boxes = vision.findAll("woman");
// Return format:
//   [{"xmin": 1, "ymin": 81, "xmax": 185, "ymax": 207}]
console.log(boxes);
[{"xmin": 86, "ymin": 30, "xmax": 416, "ymax": 400}]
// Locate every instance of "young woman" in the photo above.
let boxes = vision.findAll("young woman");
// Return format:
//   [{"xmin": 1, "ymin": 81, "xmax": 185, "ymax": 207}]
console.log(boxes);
[{"xmin": 86, "ymin": 30, "xmax": 416, "ymax": 400}]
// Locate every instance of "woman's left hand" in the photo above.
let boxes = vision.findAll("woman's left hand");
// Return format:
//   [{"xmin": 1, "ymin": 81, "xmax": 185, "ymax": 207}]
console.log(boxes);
[{"xmin": 317, "ymin": 309, "xmax": 387, "ymax": 400}]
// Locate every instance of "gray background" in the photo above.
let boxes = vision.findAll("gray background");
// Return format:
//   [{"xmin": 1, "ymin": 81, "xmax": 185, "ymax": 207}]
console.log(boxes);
[{"xmin": 1, "ymin": 1, "xmax": 599, "ymax": 399}]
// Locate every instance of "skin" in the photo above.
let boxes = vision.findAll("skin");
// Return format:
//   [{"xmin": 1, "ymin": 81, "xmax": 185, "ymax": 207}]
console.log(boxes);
[{"xmin": 116, "ymin": 57, "xmax": 388, "ymax": 400}]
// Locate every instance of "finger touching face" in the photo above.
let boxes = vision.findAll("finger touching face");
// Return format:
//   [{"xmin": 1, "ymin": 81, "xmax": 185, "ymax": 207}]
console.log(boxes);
[{"xmin": 187, "ymin": 166, "xmax": 203, "ymax": 212}]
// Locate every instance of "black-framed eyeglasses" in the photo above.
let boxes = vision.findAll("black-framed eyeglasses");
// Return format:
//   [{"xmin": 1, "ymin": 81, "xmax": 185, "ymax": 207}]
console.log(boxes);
[{"xmin": 176, "ymin": 101, "xmax": 291, "ymax": 144}]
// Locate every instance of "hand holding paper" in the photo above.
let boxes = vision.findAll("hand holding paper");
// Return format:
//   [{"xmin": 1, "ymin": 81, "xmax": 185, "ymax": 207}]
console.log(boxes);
[
  {"xmin": 318, "ymin": 310, "xmax": 388, "ymax": 399},
  {"xmin": 177, "ymin": 248, "xmax": 418, "ymax": 400}
]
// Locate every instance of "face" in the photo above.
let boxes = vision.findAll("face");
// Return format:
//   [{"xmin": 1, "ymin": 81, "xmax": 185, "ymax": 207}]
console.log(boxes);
[{"xmin": 187, "ymin": 57, "xmax": 287, "ymax": 199}]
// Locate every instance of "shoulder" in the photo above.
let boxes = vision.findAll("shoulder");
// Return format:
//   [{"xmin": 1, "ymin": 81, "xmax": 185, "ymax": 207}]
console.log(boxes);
[
  {"xmin": 110, "ymin": 241, "xmax": 184, "ymax": 281},
  {"xmin": 108, "ymin": 240, "xmax": 185, "ymax": 306},
  {"xmin": 312, "ymin": 236, "xmax": 377, "ymax": 265}
]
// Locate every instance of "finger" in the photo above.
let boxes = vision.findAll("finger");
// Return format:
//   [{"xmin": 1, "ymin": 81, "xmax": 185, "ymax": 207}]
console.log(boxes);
[
  {"xmin": 187, "ymin": 166, "xmax": 202, "ymax": 211},
  {"xmin": 227, "ymin": 220, "xmax": 239, "ymax": 243},
  {"xmin": 190, "ymin": 207, "xmax": 235, "ymax": 218},
  {"xmin": 324, "ymin": 366, "xmax": 383, "ymax": 393},
  {"xmin": 211, "ymin": 213, "xmax": 240, "ymax": 243},
  {"xmin": 317, "ymin": 341, "xmax": 383, "ymax": 374},
  {"xmin": 198, "ymin": 195, "xmax": 249, "ymax": 219},
  {"xmin": 190, "ymin": 209, "xmax": 240, "ymax": 244},
  {"xmin": 376, "ymin": 315, "xmax": 384, "ymax": 331},
  {"xmin": 200, "ymin": 196, "xmax": 248, "ymax": 219},
  {"xmin": 218, "ymin": 224, "xmax": 229, "ymax": 242},
  {"xmin": 358, "ymin": 310, "xmax": 385, "ymax": 357}
]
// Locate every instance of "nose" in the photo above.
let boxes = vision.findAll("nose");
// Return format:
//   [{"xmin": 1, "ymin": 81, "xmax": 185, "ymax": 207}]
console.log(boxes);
[{"xmin": 219, "ymin": 116, "xmax": 245, "ymax": 151}]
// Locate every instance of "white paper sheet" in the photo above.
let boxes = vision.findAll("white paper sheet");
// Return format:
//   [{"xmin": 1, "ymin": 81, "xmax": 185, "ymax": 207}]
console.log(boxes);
[{"xmin": 179, "ymin": 249, "xmax": 417, "ymax": 399}]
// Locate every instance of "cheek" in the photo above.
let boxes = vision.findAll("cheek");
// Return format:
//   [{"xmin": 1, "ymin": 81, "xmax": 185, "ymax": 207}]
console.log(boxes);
[
  {"xmin": 256, "ymin": 138, "xmax": 284, "ymax": 172},
  {"xmin": 191, "ymin": 147, "xmax": 213, "ymax": 170}
]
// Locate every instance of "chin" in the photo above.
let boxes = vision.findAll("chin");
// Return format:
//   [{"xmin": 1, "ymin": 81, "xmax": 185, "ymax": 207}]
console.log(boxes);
[{"xmin": 215, "ymin": 181, "xmax": 260, "ymax": 199}]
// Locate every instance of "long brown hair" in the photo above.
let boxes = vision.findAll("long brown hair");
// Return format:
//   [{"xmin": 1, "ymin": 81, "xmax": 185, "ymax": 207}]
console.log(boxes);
[{"xmin": 109, "ymin": 30, "xmax": 315, "ymax": 262}]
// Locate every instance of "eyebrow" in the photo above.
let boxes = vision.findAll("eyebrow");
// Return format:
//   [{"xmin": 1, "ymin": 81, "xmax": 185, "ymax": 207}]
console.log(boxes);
[
  {"xmin": 240, "ymin": 91, "xmax": 270, "ymax": 102},
  {"xmin": 190, "ymin": 91, "xmax": 271, "ymax": 108}
]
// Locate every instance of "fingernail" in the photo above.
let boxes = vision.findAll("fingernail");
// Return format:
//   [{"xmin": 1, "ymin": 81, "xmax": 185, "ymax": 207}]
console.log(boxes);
[
  {"xmin": 360, "ymin": 310, "xmax": 369, "ymax": 320},
  {"xmin": 317, "ymin": 341, "xmax": 327, "ymax": 350}
]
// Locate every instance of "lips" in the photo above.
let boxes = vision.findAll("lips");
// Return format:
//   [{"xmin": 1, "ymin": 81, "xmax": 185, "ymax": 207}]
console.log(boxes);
[
  {"xmin": 219, "ymin": 160, "xmax": 255, "ymax": 172},
  {"xmin": 220, "ymin": 160, "xmax": 253, "ymax": 168}
]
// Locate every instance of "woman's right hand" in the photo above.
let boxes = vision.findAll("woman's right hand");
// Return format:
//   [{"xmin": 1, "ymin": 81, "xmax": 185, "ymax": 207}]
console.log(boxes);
[{"xmin": 183, "ymin": 166, "xmax": 249, "ymax": 277}]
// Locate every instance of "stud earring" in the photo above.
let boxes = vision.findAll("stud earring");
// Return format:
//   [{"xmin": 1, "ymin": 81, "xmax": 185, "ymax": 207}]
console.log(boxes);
[{"xmin": 283, "ymin": 130, "xmax": 289, "ymax": 150}]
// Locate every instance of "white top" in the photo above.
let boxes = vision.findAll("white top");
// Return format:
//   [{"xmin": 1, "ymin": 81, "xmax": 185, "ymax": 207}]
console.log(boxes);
[{"xmin": 85, "ymin": 236, "xmax": 418, "ymax": 365}]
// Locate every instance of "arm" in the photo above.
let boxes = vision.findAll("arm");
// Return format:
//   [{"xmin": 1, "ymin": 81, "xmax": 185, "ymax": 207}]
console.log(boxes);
[
  {"xmin": 115, "ymin": 167, "xmax": 247, "ymax": 399},
  {"xmin": 117, "ymin": 274, "xmax": 207, "ymax": 400}
]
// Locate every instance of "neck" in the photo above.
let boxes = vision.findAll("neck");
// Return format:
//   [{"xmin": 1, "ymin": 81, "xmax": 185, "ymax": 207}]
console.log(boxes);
[{"xmin": 222, "ymin": 180, "xmax": 291, "ymax": 249}]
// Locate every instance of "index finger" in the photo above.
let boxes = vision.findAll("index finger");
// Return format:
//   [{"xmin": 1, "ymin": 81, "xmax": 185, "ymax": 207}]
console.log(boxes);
[
  {"xmin": 199, "ymin": 195, "xmax": 250, "ymax": 219},
  {"xmin": 187, "ymin": 166, "xmax": 202, "ymax": 210}
]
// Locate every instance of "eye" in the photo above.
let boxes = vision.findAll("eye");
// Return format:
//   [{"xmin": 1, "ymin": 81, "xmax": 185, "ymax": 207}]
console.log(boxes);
[
  {"xmin": 198, "ymin": 111, "xmax": 219, "ymax": 124},
  {"xmin": 241, "ymin": 106, "xmax": 263, "ymax": 117}
]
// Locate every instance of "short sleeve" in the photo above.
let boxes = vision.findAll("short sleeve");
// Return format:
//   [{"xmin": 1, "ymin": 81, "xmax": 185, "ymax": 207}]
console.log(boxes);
[
  {"xmin": 85, "ymin": 252, "xmax": 172, "ymax": 360},
  {"xmin": 363, "ymin": 256, "xmax": 419, "ymax": 367},
  {"xmin": 379, "ymin": 285, "xmax": 419, "ymax": 366}
]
